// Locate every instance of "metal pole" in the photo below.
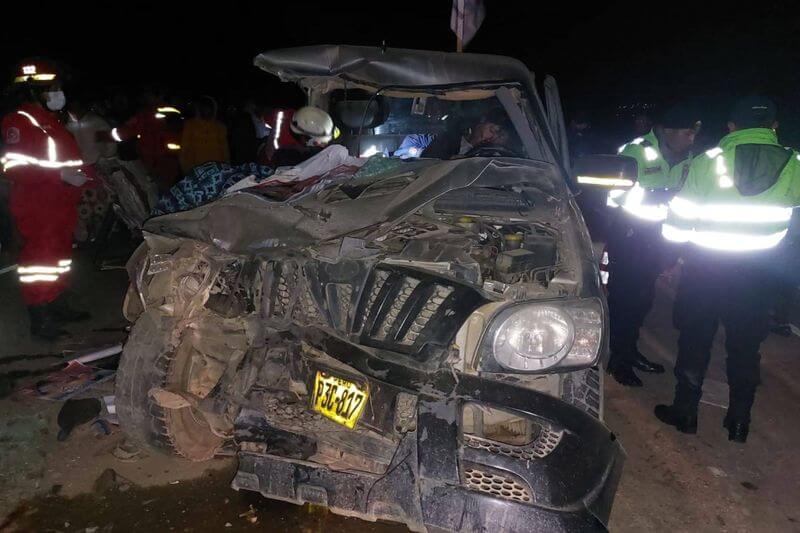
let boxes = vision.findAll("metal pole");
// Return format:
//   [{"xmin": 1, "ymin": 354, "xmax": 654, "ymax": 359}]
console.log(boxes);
[
  {"xmin": 71, "ymin": 343, "xmax": 124, "ymax": 365},
  {"xmin": 457, "ymin": 0, "xmax": 464, "ymax": 52}
]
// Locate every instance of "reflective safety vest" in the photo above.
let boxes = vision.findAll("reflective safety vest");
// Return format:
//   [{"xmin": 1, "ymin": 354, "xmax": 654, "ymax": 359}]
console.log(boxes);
[
  {"xmin": 607, "ymin": 130, "xmax": 691, "ymax": 222},
  {"xmin": 663, "ymin": 128, "xmax": 800, "ymax": 252}
]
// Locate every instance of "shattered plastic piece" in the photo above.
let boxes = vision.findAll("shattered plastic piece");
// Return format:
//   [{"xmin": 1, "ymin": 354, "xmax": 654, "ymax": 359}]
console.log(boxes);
[
  {"xmin": 103, "ymin": 395, "xmax": 116, "ymax": 415},
  {"xmin": 239, "ymin": 505, "xmax": 259, "ymax": 523}
]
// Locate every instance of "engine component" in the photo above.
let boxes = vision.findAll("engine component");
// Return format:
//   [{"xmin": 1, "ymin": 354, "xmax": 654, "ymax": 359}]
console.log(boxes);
[
  {"xmin": 523, "ymin": 232, "xmax": 557, "ymax": 263},
  {"xmin": 435, "ymin": 188, "xmax": 533, "ymax": 214},
  {"xmin": 503, "ymin": 233, "xmax": 523, "ymax": 250},
  {"xmin": 456, "ymin": 216, "xmax": 479, "ymax": 233},
  {"xmin": 493, "ymin": 231, "xmax": 556, "ymax": 284},
  {"xmin": 496, "ymin": 249, "xmax": 537, "ymax": 273}
]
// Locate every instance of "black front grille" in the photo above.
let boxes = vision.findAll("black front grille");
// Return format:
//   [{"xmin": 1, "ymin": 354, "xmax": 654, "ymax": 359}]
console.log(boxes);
[
  {"xmin": 353, "ymin": 266, "xmax": 487, "ymax": 359},
  {"xmin": 264, "ymin": 261, "xmax": 487, "ymax": 360}
]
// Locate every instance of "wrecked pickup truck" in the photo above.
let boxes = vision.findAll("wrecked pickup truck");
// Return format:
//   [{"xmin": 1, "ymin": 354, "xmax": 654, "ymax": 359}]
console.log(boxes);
[{"xmin": 116, "ymin": 45, "xmax": 624, "ymax": 532}]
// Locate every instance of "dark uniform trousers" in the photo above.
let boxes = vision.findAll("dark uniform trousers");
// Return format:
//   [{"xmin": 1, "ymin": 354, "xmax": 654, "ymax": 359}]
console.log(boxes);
[
  {"xmin": 672, "ymin": 250, "xmax": 777, "ymax": 422},
  {"xmin": 606, "ymin": 215, "xmax": 666, "ymax": 367}
]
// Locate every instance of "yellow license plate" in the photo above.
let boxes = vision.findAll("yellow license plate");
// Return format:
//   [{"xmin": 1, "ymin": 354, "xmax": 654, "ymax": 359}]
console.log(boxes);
[{"xmin": 311, "ymin": 371, "xmax": 369, "ymax": 429}]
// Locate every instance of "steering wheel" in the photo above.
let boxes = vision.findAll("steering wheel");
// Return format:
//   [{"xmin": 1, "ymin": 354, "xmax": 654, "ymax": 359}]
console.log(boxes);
[{"xmin": 463, "ymin": 144, "xmax": 521, "ymax": 158}]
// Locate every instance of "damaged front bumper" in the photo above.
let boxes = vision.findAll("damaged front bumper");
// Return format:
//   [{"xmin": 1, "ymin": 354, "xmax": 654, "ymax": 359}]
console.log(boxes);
[{"xmin": 232, "ymin": 371, "xmax": 624, "ymax": 532}]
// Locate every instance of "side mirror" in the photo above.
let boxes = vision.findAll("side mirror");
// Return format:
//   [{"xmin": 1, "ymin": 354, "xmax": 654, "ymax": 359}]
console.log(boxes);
[{"xmin": 573, "ymin": 155, "xmax": 637, "ymax": 189}]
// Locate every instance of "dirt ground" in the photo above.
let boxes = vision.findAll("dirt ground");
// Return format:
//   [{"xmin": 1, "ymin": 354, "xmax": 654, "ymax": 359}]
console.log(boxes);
[{"xmin": 1, "ymin": 252, "xmax": 799, "ymax": 532}]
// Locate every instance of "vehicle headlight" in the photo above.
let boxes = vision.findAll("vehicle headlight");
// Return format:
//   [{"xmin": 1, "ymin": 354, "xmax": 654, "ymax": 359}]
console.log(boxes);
[
  {"xmin": 493, "ymin": 306, "xmax": 573, "ymax": 371},
  {"xmin": 481, "ymin": 298, "xmax": 604, "ymax": 373}
]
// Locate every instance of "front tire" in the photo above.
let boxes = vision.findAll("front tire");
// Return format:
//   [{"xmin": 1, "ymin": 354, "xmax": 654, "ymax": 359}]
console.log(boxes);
[{"xmin": 115, "ymin": 310, "xmax": 223, "ymax": 461}]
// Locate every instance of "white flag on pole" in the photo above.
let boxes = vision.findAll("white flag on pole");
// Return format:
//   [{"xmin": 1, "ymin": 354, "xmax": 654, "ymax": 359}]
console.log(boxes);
[{"xmin": 451, "ymin": 0, "xmax": 486, "ymax": 48}]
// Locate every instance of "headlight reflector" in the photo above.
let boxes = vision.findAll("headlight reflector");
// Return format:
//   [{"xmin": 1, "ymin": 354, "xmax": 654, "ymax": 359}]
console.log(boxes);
[
  {"xmin": 493, "ymin": 306, "xmax": 573, "ymax": 371},
  {"xmin": 483, "ymin": 299, "xmax": 604, "ymax": 373}
]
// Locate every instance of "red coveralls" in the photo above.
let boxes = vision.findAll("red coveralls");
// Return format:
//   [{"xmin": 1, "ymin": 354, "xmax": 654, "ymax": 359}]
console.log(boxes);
[
  {"xmin": 1, "ymin": 103, "xmax": 85, "ymax": 306},
  {"xmin": 112, "ymin": 106, "xmax": 181, "ymax": 190}
]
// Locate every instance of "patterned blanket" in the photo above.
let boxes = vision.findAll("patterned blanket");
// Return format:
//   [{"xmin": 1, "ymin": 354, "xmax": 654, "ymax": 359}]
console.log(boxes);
[{"xmin": 153, "ymin": 162, "xmax": 274, "ymax": 216}]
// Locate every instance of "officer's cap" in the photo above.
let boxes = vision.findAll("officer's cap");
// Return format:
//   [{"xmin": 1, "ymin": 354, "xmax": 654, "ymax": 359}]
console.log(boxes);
[
  {"xmin": 729, "ymin": 96, "xmax": 777, "ymax": 129},
  {"xmin": 659, "ymin": 102, "xmax": 702, "ymax": 130}
]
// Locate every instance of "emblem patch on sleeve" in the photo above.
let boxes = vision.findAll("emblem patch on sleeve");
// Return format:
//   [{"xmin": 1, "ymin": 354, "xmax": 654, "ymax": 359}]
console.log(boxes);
[{"xmin": 5, "ymin": 127, "xmax": 20, "ymax": 144}]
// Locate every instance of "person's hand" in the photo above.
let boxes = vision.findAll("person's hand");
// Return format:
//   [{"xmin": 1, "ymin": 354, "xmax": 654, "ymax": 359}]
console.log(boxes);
[{"xmin": 60, "ymin": 168, "xmax": 89, "ymax": 187}]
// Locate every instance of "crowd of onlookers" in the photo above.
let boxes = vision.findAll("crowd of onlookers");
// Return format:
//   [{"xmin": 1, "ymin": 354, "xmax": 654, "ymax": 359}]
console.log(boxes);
[{"xmin": 0, "ymin": 83, "xmax": 293, "ymax": 251}]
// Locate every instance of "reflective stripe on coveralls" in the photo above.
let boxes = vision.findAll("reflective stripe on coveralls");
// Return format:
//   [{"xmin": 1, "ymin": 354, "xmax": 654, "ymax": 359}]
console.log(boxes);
[{"xmin": 1, "ymin": 111, "xmax": 83, "ymax": 171}]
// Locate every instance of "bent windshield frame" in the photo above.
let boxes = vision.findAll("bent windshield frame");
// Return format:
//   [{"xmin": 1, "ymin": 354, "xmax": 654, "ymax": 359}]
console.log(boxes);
[{"xmin": 340, "ymin": 81, "xmax": 550, "ymax": 162}]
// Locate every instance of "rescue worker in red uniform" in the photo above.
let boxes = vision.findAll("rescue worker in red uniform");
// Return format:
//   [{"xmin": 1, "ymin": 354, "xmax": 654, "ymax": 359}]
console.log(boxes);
[
  {"xmin": 1, "ymin": 60, "xmax": 91, "ymax": 340},
  {"xmin": 110, "ymin": 87, "xmax": 182, "ymax": 192}
]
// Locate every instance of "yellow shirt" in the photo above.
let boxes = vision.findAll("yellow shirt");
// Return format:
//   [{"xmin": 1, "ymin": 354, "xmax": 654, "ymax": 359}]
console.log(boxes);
[{"xmin": 179, "ymin": 118, "xmax": 230, "ymax": 173}]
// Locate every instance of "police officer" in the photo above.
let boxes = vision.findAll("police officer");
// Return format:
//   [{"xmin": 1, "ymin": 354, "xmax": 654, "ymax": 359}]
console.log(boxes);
[
  {"xmin": 655, "ymin": 97, "xmax": 800, "ymax": 443},
  {"xmin": 606, "ymin": 104, "xmax": 701, "ymax": 386},
  {"xmin": 1, "ymin": 60, "xmax": 90, "ymax": 340}
]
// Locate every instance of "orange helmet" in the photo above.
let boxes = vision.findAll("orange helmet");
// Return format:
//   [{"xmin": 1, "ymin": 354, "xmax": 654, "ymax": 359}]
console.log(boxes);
[{"xmin": 14, "ymin": 59, "xmax": 58, "ymax": 85}]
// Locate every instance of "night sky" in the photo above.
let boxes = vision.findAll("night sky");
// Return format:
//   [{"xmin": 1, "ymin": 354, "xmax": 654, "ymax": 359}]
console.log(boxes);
[{"xmin": 3, "ymin": 1, "xmax": 800, "ymax": 142}]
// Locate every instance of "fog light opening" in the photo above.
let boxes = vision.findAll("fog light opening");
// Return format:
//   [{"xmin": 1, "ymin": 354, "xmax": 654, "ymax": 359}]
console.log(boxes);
[{"xmin": 461, "ymin": 404, "xmax": 540, "ymax": 446}]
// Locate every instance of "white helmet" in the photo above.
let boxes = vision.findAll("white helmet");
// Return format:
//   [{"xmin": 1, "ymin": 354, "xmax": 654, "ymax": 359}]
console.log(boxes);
[{"xmin": 291, "ymin": 106, "xmax": 334, "ymax": 147}]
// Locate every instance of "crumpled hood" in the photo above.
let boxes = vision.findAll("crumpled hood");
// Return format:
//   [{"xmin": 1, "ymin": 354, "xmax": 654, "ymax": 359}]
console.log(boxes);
[{"xmin": 143, "ymin": 157, "xmax": 564, "ymax": 256}]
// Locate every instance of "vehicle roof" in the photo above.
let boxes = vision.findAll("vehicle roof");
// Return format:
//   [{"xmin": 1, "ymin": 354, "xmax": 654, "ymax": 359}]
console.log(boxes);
[{"xmin": 254, "ymin": 45, "xmax": 534, "ymax": 90}]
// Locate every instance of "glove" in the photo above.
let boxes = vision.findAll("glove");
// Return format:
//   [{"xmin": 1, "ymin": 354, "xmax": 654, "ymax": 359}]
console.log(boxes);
[{"xmin": 60, "ymin": 168, "xmax": 89, "ymax": 187}]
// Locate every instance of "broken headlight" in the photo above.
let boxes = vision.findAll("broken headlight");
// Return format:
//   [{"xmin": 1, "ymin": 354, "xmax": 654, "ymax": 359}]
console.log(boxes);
[{"xmin": 481, "ymin": 298, "xmax": 603, "ymax": 373}]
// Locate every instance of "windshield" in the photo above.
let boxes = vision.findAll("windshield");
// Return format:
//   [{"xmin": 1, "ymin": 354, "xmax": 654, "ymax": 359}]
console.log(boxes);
[{"xmin": 328, "ymin": 86, "xmax": 545, "ymax": 161}]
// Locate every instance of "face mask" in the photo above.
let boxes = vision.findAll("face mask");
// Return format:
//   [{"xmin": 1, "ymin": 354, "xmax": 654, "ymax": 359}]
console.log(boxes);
[{"xmin": 45, "ymin": 91, "xmax": 66, "ymax": 111}]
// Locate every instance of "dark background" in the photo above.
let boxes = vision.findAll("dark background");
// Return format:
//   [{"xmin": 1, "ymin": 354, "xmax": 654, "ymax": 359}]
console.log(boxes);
[{"xmin": 2, "ymin": 0, "xmax": 800, "ymax": 146}]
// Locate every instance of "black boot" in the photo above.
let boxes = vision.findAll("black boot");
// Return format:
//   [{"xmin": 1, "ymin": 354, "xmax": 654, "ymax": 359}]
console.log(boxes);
[
  {"xmin": 28, "ymin": 305, "xmax": 69, "ymax": 341},
  {"xmin": 631, "ymin": 351, "xmax": 665, "ymax": 374},
  {"xmin": 654, "ymin": 404, "xmax": 698, "ymax": 434},
  {"xmin": 723, "ymin": 416, "xmax": 749, "ymax": 443},
  {"xmin": 725, "ymin": 387, "xmax": 755, "ymax": 444},
  {"xmin": 48, "ymin": 297, "xmax": 91, "ymax": 323},
  {"xmin": 608, "ymin": 362, "xmax": 643, "ymax": 387}
]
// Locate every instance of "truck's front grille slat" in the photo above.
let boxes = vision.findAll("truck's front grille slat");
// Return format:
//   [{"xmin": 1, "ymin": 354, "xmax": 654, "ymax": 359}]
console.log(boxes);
[
  {"xmin": 264, "ymin": 262, "xmax": 486, "ymax": 360},
  {"xmin": 375, "ymin": 277, "xmax": 420, "ymax": 341}
]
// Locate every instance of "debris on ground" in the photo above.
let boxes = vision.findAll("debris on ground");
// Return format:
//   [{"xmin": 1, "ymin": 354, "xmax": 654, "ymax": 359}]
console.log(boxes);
[
  {"xmin": 57, "ymin": 398, "xmax": 102, "ymax": 441},
  {"xmin": 112, "ymin": 439, "xmax": 144, "ymax": 462},
  {"xmin": 19, "ymin": 360, "xmax": 114, "ymax": 401},
  {"xmin": 102, "ymin": 395, "xmax": 118, "ymax": 425},
  {"xmin": 239, "ymin": 504, "xmax": 259, "ymax": 524},
  {"xmin": 707, "ymin": 466, "xmax": 727, "ymax": 478},
  {"xmin": 93, "ymin": 468, "xmax": 134, "ymax": 494}
]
